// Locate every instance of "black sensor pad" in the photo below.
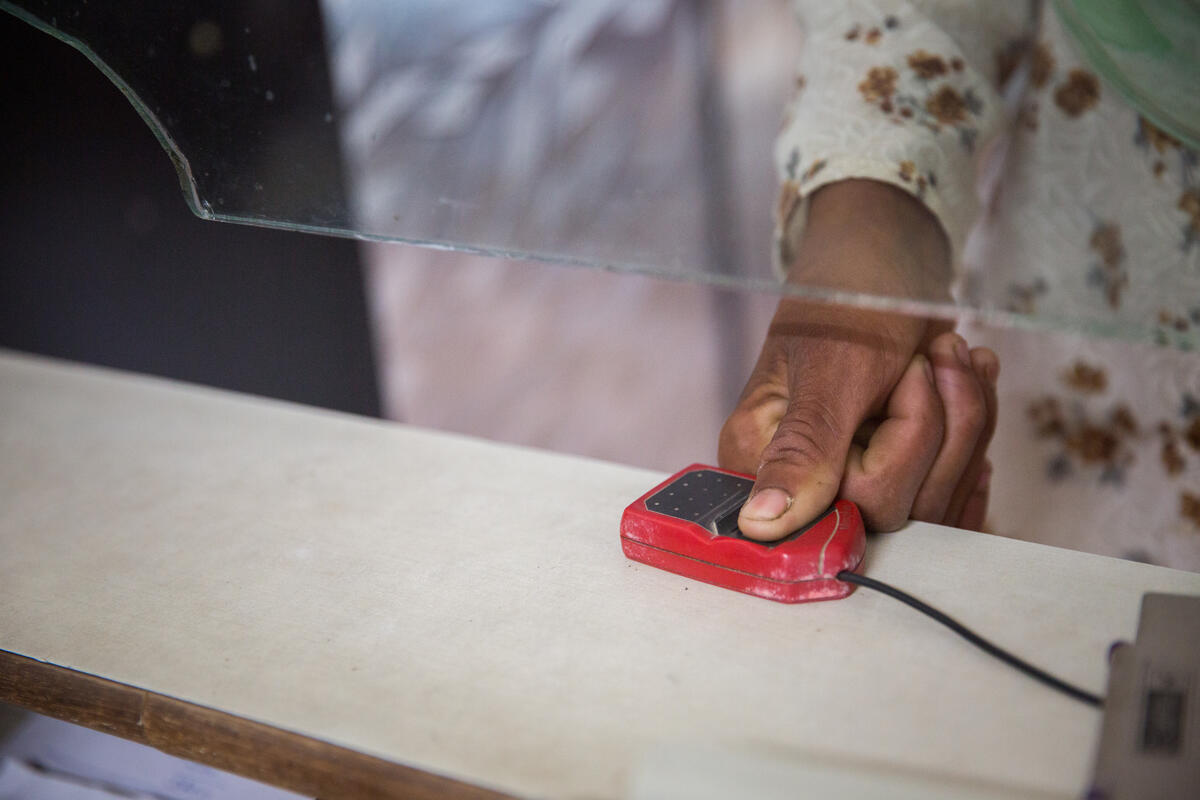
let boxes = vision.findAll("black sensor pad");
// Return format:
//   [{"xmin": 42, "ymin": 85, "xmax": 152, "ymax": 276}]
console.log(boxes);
[
  {"xmin": 644, "ymin": 469, "xmax": 752, "ymax": 537},
  {"xmin": 644, "ymin": 468, "xmax": 833, "ymax": 546}
]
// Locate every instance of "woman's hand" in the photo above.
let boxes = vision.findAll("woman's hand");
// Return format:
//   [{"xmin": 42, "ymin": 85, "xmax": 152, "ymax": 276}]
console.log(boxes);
[{"xmin": 718, "ymin": 180, "xmax": 998, "ymax": 538}]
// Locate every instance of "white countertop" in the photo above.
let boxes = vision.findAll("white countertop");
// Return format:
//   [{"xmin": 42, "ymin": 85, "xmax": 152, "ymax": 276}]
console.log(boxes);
[{"xmin": 2, "ymin": 351, "xmax": 1197, "ymax": 798}]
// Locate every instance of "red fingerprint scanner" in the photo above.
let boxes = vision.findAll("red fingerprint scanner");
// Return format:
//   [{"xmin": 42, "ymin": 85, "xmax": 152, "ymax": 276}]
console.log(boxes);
[{"xmin": 620, "ymin": 464, "xmax": 866, "ymax": 603}]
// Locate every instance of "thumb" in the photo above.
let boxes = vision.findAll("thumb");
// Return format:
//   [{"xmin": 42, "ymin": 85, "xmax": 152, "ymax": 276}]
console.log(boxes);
[{"xmin": 736, "ymin": 390, "xmax": 856, "ymax": 542}]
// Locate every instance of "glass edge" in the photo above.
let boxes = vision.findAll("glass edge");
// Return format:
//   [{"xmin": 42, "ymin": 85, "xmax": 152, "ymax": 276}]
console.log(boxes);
[
  {"xmin": 208, "ymin": 210, "xmax": 1159, "ymax": 345},
  {"xmin": 1, "ymin": 2, "xmax": 213, "ymax": 220}
]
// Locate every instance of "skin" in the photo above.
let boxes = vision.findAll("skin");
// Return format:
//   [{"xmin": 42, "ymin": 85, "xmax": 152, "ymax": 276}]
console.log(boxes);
[{"xmin": 719, "ymin": 179, "xmax": 998, "ymax": 540}]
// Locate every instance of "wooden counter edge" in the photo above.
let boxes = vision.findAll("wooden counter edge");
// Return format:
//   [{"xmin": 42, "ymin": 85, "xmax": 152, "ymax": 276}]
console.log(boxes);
[{"xmin": 0, "ymin": 649, "xmax": 516, "ymax": 800}]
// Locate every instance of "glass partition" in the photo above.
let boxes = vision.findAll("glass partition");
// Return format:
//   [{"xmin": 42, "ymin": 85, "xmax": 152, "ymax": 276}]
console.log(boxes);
[{"xmin": 5, "ymin": 0, "xmax": 1198, "ymax": 348}]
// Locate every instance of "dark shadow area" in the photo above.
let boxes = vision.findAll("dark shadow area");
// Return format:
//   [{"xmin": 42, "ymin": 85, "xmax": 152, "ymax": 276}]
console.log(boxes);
[{"xmin": 0, "ymin": 7, "xmax": 380, "ymax": 416}]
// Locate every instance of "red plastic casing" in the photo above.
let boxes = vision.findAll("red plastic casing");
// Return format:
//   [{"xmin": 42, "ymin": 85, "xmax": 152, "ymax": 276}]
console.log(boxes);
[{"xmin": 620, "ymin": 464, "xmax": 866, "ymax": 603}]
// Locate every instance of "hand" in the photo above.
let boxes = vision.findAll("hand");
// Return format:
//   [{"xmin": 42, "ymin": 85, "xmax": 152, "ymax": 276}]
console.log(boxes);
[{"xmin": 718, "ymin": 180, "xmax": 998, "ymax": 537}]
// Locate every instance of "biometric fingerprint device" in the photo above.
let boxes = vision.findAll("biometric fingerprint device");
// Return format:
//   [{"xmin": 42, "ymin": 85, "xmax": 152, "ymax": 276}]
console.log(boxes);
[{"xmin": 619, "ymin": 464, "xmax": 866, "ymax": 603}]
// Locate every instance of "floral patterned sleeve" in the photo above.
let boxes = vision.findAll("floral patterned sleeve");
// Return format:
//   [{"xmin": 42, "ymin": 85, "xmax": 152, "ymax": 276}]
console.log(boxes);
[{"xmin": 775, "ymin": 0, "xmax": 1032, "ymax": 275}]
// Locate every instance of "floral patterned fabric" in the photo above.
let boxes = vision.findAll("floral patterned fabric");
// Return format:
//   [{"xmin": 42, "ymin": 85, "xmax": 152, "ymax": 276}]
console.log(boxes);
[{"xmin": 778, "ymin": 0, "xmax": 1200, "ymax": 570}]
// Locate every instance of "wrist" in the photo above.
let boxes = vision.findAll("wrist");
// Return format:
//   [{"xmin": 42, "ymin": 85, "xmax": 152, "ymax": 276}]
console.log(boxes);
[{"xmin": 786, "ymin": 179, "xmax": 952, "ymax": 303}]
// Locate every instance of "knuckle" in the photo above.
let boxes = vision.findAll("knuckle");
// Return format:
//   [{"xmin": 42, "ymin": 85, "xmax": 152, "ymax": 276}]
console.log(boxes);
[
  {"xmin": 855, "ymin": 496, "xmax": 910, "ymax": 532},
  {"xmin": 844, "ymin": 463, "xmax": 920, "ymax": 532},
  {"xmin": 719, "ymin": 408, "xmax": 777, "ymax": 473},
  {"xmin": 719, "ymin": 411, "xmax": 762, "ymax": 455},
  {"xmin": 717, "ymin": 412, "xmax": 742, "ymax": 448}
]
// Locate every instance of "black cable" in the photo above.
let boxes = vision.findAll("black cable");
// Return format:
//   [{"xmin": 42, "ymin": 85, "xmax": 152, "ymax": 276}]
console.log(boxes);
[{"xmin": 836, "ymin": 570, "xmax": 1104, "ymax": 709}]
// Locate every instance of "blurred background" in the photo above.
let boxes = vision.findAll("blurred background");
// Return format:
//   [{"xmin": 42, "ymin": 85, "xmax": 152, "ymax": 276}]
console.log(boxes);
[
  {"xmin": 0, "ymin": 4, "xmax": 380, "ymax": 417},
  {"xmin": 3, "ymin": 0, "xmax": 1198, "ymax": 794}
]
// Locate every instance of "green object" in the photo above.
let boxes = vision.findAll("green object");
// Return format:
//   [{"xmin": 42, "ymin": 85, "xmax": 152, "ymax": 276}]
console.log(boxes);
[{"xmin": 1055, "ymin": 0, "xmax": 1200, "ymax": 148}]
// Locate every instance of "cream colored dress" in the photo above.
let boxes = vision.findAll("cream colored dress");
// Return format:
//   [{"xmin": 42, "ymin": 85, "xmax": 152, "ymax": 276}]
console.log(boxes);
[{"xmin": 776, "ymin": 0, "xmax": 1200, "ymax": 570}]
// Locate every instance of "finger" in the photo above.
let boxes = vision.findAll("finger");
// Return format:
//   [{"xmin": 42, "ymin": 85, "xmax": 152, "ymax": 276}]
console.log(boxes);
[
  {"xmin": 841, "ymin": 355, "xmax": 944, "ymax": 531},
  {"xmin": 945, "ymin": 347, "xmax": 999, "ymax": 526},
  {"xmin": 910, "ymin": 333, "xmax": 988, "ymax": 524},
  {"xmin": 718, "ymin": 321, "xmax": 798, "ymax": 476},
  {"xmin": 735, "ymin": 388, "xmax": 852, "ymax": 541},
  {"xmin": 958, "ymin": 459, "xmax": 992, "ymax": 531},
  {"xmin": 718, "ymin": 393, "xmax": 789, "ymax": 477}
]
